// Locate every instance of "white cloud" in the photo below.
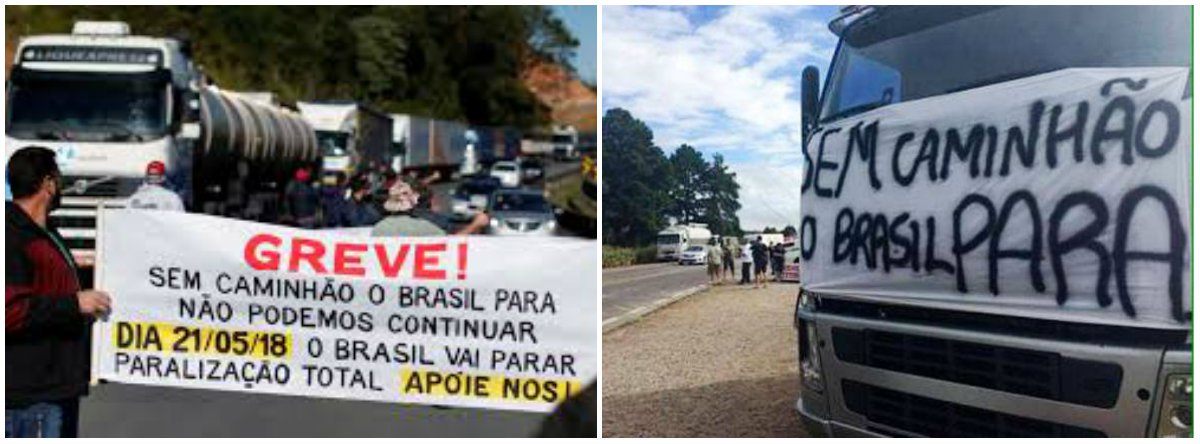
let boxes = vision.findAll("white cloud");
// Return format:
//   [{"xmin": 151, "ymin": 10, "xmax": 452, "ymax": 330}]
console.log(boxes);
[
  {"xmin": 731, "ymin": 159, "xmax": 804, "ymax": 231},
  {"xmin": 603, "ymin": 5, "xmax": 834, "ymax": 230}
]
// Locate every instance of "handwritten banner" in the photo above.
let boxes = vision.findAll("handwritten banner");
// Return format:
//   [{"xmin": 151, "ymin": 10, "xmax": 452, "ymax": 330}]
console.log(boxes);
[
  {"xmin": 93, "ymin": 209, "xmax": 596, "ymax": 412},
  {"xmin": 800, "ymin": 68, "xmax": 1191, "ymax": 329}
]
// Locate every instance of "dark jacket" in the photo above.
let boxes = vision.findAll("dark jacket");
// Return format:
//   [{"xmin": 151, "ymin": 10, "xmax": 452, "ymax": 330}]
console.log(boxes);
[
  {"xmin": 751, "ymin": 242, "xmax": 769, "ymax": 265},
  {"xmin": 5, "ymin": 202, "xmax": 89, "ymax": 407},
  {"xmin": 282, "ymin": 180, "xmax": 320, "ymax": 222},
  {"xmin": 320, "ymin": 185, "xmax": 345, "ymax": 227}
]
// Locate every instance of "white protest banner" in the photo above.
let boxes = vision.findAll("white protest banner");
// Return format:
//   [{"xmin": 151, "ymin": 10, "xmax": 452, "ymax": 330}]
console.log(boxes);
[
  {"xmin": 93, "ymin": 209, "xmax": 596, "ymax": 412},
  {"xmin": 800, "ymin": 67, "xmax": 1190, "ymax": 330}
]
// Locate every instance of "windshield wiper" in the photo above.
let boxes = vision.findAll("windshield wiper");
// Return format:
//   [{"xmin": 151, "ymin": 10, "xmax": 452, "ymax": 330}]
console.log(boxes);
[
  {"xmin": 34, "ymin": 130, "xmax": 70, "ymax": 141},
  {"xmin": 88, "ymin": 122, "xmax": 144, "ymax": 142}
]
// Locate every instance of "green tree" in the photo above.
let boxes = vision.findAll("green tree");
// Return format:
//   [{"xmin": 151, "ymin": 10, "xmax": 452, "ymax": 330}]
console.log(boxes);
[
  {"xmin": 782, "ymin": 225, "xmax": 797, "ymax": 239},
  {"xmin": 700, "ymin": 153, "xmax": 742, "ymax": 236},
  {"xmin": 666, "ymin": 144, "xmax": 707, "ymax": 224},
  {"xmin": 602, "ymin": 108, "xmax": 672, "ymax": 246}
]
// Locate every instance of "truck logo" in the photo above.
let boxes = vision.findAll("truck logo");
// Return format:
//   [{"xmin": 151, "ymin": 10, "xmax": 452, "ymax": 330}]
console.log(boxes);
[{"xmin": 53, "ymin": 145, "xmax": 78, "ymax": 167}]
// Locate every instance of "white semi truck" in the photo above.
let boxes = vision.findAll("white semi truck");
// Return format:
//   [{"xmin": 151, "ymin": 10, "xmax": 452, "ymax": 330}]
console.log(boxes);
[
  {"xmin": 296, "ymin": 101, "xmax": 392, "ymax": 181},
  {"xmin": 521, "ymin": 124, "xmax": 577, "ymax": 159},
  {"xmin": 794, "ymin": 6, "xmax": 1190, "ymax": 437},
  {"xmin": 6, "ymin": 21, "xmax": 318, "ymax": 266},
  {"xmin": 552, "ymin": 124, "xmax": 579, "ymax": 160},
  {"xmin": 656, "ymin": 223, "xmax": 713, "ymax": 261}
]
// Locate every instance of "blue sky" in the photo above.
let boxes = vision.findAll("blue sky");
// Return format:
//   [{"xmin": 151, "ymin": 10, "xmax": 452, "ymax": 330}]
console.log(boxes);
[
  {"xmin": 603, "ymin": 5, "xmax": 839, "ymax": 230},
  {"xmin": 551, "ymin": 5, "xmax": 597, "ymax": 83}
]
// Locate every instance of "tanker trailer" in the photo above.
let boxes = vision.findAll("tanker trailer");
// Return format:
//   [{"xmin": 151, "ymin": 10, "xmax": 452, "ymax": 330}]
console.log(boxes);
[{"xmin": 196, "ymin": 87, "xmax": 319, "ymax": 217}]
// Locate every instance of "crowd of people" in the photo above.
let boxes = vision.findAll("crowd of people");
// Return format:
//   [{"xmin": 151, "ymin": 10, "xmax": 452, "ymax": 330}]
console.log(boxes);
[
  {"xmin": 281, "ymin": 162, "xmax": 491, "ymax": 236},
  {"xmin": 706, "ymin": 236, "xmax": 790, "ymax": 288},
  {"xmin": 118, "ymin": 158, "xmax": 492, "ymax": 238}
]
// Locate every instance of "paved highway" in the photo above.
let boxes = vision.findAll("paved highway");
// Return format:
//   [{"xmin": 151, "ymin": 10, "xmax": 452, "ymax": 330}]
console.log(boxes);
[
  {"xmin": 602, "ymin": 263, "xmax": 708, "ymax": 322},
  {"xmin": 81, "ymin": 381, "xmax": 546, "ymax": 437}
]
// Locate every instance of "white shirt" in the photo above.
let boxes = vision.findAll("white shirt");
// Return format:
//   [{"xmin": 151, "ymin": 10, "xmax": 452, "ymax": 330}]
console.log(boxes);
[
  {"xmin": 128, "ymin": 183, "xmax": 185, "ymax": 212},
  {"xmin": 740, "ymin": 244, "xmax": 752, "ymax": 262}
]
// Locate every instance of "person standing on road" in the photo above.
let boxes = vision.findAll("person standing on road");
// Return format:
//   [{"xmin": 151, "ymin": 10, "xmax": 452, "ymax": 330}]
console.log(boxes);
[
  {"xmin": 319, "ymin": 173, "xmax": 348, "ymax": 227},
  {"xmin": 281, "ymin": 167, "xmax": 320, "ymax": 228},
  {"xmin": 770, "ymin": 243, "xmax": 785, "ymax": 281},
  {"xmin": 372, "ymin": 179, "xmax": 489, "ymax": 237},
  {"xmin": 6, "ymin": 147, "xmax": 112, "ymax": 438},
  {"xmin": 333, "ymin": 178, "xmax": 381, "ymax": 228},
  {"xmin": 739, "ymin": 242, "xmax": 752, "ymax": 285},
  {"xmin": 721, "ymin": 241, "xmax": 736, "ymax": 281},
  {"xmin": 751, "ymin": 236, "xmax": 769, "ymax": 288},
  {"xmin": 127, "ymin": 161, "xmax": 184, "ymax": 212},
  {"xmin": 706, "ymin": 238, "xmax": 724, "ymax": 285}
]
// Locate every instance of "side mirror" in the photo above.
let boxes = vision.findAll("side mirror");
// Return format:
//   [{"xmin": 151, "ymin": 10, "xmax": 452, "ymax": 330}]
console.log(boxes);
[{"xmin": 801, "ymin": 65, "xmax": 820, "ymax": 142}]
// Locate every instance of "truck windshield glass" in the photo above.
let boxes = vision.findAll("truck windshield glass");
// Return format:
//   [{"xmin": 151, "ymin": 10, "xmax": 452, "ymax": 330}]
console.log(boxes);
[
  {"xmin": 820, "ymin": 5, "xmax": 1191, "ymax": 123},
  {"xmin": 8, "ymin": 72, "xmax": 168, "ymax": 142},
  {"xmin": 552, "ymin": 135, "xmax": 574, "ymax": 144},
  {"xmin": 316, "ymin": 131, "xmax": 349, "ymax": 156},
  {"xmin": 658, "ymin": 234, "xmax": 681, "ymax": 245}
]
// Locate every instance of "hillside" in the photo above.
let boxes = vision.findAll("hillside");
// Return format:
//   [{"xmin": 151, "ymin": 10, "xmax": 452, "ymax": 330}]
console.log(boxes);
[{"xmin": 523, "ymin": 59, "xmax": 598, "ymax": 133}]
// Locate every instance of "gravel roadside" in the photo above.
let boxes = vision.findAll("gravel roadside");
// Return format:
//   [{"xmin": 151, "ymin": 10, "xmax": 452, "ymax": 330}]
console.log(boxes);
[{"xmin": 602, "ymin": 282, "xmax": 807, "ymax": 437}]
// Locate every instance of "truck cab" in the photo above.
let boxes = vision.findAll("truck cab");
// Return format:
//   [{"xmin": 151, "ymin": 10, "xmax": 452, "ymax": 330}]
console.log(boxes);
[
  {"xmin": 794, "ymin": 6, "xmax": 1191, "ymax": 437},
  {"xmin": 552, "ymin": 124, "xmax": 580, "ymax": 160},
  {"xmin": 6, "ymin": 21, "xmax": 198, "ymax": 265},
  {"xmin": 657, "ymin": 223, "xmax": 712, "ymax": 261},
  {"xmin": 7, "ymin": 21, "xmax": 317, "ymax": 266}
]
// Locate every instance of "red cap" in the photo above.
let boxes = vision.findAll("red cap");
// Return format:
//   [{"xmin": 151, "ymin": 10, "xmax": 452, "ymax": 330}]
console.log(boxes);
[{"xmin": 146, "ymin": 161, "xmax": 166, "ymax": 177}]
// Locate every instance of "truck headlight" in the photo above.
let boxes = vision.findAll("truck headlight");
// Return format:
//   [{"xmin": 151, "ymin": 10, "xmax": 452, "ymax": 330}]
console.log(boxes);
[
  {"xmin": 1157, "ymin": 373, "xmax": 1192, "ymax": 437},
  {"xmin": 799, "ymin": 319, "xmax": 824, "ymax": 393},
  {"xmin": 799, "ymin": 290, "xmax": 818, "ymax": 310}
]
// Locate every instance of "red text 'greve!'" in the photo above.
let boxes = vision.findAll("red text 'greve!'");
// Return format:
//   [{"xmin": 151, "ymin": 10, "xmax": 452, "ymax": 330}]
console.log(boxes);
[{"xmin": 243, "ymin": 234, "xmax": 469, "ymax": 280}]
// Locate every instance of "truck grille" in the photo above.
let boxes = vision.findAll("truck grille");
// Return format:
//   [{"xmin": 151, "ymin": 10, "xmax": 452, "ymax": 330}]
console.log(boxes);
[
  {"xmin": 832, "ymin": 328, "xmax": 1121, "ymax": 408},
  {"xmin": 62, "ymin": 175, "xmax": 125, "ymax": 197},
  {"xmin": 842, "ymin": 380, "xmax": 1106, "ymax": 437},
  {"xmin": 64, "ymin": 237, "xmax": 96, "ymax": 251}
]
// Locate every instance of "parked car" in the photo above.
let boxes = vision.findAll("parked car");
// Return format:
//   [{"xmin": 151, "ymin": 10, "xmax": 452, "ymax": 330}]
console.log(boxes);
[
  {"xmin": 486, "ymin": 189, "xmax": 557, "ymax": 236},
  {"xmin": 490, "ymin": 160, "xmax": 521, "ymax": 188},
  {"xmin": 450, "ymin": 175, "xmax": 501, "ymax": 222},
  {"xmin": 677, "ymin": 245, "xmax": 707, "ymax": 265}
]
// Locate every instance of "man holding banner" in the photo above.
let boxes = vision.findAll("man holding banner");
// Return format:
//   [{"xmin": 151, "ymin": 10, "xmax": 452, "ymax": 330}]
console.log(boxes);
[{"xmin": 6, "ymin": 147, "xmax": 113, "ymax": 438}]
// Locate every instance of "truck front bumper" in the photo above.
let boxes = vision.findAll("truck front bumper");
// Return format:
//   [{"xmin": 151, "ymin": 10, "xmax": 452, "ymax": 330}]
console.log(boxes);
[{"xmin": 796, "ymin": 395, "xmax": 880, "ymax": 438}]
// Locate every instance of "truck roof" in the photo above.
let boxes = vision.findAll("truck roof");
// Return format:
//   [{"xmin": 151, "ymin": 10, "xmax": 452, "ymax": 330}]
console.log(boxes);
[{"xmin": 15, "ymin": 31, "xmax": 191, "ymax": 86}]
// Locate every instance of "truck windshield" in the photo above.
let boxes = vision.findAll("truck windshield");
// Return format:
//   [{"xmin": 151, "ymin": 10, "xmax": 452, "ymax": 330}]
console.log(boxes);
[
  {"xmin": 316, "ymin": 131, "xmax": 349, "ymax": 156},
  {"xmin": 8, "ymin": 71, "xmax": 169, "ymax": 142},
  {"xmin": 552, "ymin": 135, "xmax": 575, "ymax": 144},
  {"xmin": 820, "ymin": 6, "xmax": 1191, "ymax": 123},
  {"xmin": 658, "ymin": 234, "xmax": 681, "ymax": 245}
]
